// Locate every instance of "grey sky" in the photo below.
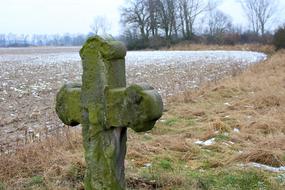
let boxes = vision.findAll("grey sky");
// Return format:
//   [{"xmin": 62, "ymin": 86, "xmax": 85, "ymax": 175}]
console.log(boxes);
[
  {"xmin": 219, "ymin": 0, "xmax": 285, "ymax": 30},
  {"xmin": 0, "ymin": 0, "xmax": 284, "ymax": 35},
  {"xmin": 0, "ymin": 0, "xmax": 124, "ymax": 35}
]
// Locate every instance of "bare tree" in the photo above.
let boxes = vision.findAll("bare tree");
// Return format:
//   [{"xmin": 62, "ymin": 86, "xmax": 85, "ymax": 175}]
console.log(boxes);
[
  {"xmin": 157, "ymin": 0, "xmax": 177, "ymax": 40},
  {"xmin": 239, "ymin": 0, "xmax": 279, "ymax": 35},
  {"xmin": 121, "ymin": 0, "xmax": 150, "ymax": 40},
  {"xmin": 90, "ymin": 16, "xmax": 111, "ymax": 35},
  {"xmin": 120, "ymin": 0, "xmax": 242, "ymax": 48},
  {"xmin": 207, "ymin": 10, "xmax": 232, "ymax": 35},
  {"xmin": 147, "ymin": 0, "xmax": 160, "ymax": 37},
  {"xmin": 177, "ymin": 0, "xmax": 208, "ymax": 40}
]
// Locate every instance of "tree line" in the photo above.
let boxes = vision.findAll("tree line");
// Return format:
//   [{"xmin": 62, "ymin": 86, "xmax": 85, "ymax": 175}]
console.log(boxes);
[
  {"xmin": 0, "ymin": 33, "xmax": 89, "ymax": 47},
  {"xmin": 120, "ymin": 0, "xmax": 281, "ymax": 49},
  {"xmin": 0, "ymin": 0, "xmax": 282, "ymax": 49}
]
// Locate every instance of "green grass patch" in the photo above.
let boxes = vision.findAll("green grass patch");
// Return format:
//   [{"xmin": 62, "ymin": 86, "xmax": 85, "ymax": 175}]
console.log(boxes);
[
  {"xmin": 136, "ymin": 161, "xmax": 282, "ymax": 190},
  {"xmin": 164, "ymin": 118, "xmax": 179, "ymax": 126},
  {"xmin": 158, "ymin": 159, "xmax": 173, "ymax": 170},
  {"xmin": 150, "ymin": 124, "xmax": 175, "ymax": 135},
  {"xmin": 186, "ymin": 169, "xmax": 277, "ymax": 190},
  {"xmin": 215, "ymin": 133, "xmax": 230, "ymax": 142},
  {"xmin": 26, "ymin": 176, "xmax": 44, "ymax": 188},
  {"xmin": 0, "ymin": 182, "xmax": 5, "ymax": 190},
  {"xmin": 185, "ymin": 118, "xmax": 196, "ymax": 126},
  {"xmin": 276, "ymin": 174, "xmax": 285, "ymax": 185}
]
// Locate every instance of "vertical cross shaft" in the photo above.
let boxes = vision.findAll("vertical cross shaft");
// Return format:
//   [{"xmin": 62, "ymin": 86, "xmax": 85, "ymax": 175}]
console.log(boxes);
[
  {"xmin": 80, "ymin": 37, "xmax": 128, "ymax": 189},
  {"xmin": 56, "ymin": 36, "xmax": 163, "ymax": 190}
]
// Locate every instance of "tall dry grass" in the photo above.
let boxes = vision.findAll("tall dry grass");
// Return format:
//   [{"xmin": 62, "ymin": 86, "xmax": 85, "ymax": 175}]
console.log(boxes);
[
  {"xmin": 169, "ymin": 50, "xmax": 285, "ymax": 167},
  {"xmin": 0, "ymin": 128, "xmax": 84, "ymax": 189},
  {"xmin": 162, "ymin": 43, "xmax": 275, "ymax": 55}
]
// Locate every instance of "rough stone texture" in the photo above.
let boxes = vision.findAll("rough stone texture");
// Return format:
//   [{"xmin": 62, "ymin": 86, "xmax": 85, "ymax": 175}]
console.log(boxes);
[{"xmin": 55, "ymin": 36, "xmax": 163, "ymax": 190}]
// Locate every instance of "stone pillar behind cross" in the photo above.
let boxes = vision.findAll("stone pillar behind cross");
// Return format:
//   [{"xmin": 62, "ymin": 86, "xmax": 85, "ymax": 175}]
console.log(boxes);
[{"xmin": 56, "ymin": 36, "xmax": 163, "ymax": 190}]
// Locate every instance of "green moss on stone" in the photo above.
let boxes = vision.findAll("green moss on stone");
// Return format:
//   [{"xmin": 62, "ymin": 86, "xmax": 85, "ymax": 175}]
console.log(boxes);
[
  {"xmin": 55, "ymin": 83, "xmax": 82, "ymax": 126},
  {"xmin": 80, "ymin": 36, "xmax": 126, "ymax": 60},
  {"xmin": 55, "ymin": 36, "xmax": 163, "ymax": 190}
]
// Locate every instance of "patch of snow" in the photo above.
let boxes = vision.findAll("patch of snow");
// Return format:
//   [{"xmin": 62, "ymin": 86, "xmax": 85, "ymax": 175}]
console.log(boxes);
[
  {"xmin": 244, "ymin": 105, "xmax": 254, "ymax": 108},
  {"xmin": 222, "ymin": 141, "xmax": 234, "ymax": 146},
  {"xmin": 144, "ymin": 163, "xmax": 152, "ymax": 168},
  {"xmin": 0, "ymin": 50, "xmax": 266, "ymax": 66},
  {"xmin": 244, "ymin": 162, "xmax": 285, "ymax": 172},
  {"xmin": 27, "ymin": 127, "xmax": 34, "ymax": 133},
  {"xmin": 195, "ymin": 138, "xmax": 215, "ymax": 146},
  {"xmin": 234, "ymin": 128, "xmax": 240, "ymax": 133},
  {"xmin": 222, "ymin": 142, "xmax": 230, "ymax": 146},
  {"xmin": 126, "ymin": 51, "xmax": 267, "ymax": 66}
]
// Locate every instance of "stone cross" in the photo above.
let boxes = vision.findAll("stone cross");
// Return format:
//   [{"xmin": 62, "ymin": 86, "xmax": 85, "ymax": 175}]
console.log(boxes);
[{"xmin": 55, "ymin": 36, "xmax": 163, "ymax": 190}]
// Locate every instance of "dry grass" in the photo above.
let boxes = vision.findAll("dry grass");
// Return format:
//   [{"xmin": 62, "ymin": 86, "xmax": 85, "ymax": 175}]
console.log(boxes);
[
  {"xmin": 0, "ymin": 128, "xmax": 84, "ymax": 189},
  {"xmin": 167, "ymin": 50, "xmax": 285, "ymax": 167},
  {"xmin": 162, "ymin": 42, "xmax": 275, "ymax": 55},
  {"xmin": 0, "ymin": 48, "xmax": 284, "ymax": 189},
  {"xmin": 235, "ymin": 149, "xmax": 284, "ymax": 167}
]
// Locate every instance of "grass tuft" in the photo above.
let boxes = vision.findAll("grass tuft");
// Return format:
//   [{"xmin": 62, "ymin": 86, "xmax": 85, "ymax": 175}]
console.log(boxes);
[
  {"xmin": 27, "ymin": 176, "xmax": 44, "ymax": 187},
  {"xmin": 234, "ymin": 149, "xmax": 285, "ymax": 167}
]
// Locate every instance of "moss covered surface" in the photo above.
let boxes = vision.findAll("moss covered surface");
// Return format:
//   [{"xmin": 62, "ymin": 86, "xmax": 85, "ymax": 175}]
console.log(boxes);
[{"xmin": 55, "ymin": 36, "xmax": 163, "ymax": 189}]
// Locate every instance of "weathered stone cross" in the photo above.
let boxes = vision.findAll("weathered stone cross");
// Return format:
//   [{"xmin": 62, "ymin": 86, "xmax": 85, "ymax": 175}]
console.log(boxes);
[{"xmin": 55, "ymin": 36, "xmax": 163, "ymax": 189}]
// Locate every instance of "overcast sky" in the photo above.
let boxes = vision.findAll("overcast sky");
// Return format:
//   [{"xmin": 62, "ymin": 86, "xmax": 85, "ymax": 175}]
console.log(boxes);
[{"xmin": 0, "ymin": 0, "xmax": 284, "ymax": 35}]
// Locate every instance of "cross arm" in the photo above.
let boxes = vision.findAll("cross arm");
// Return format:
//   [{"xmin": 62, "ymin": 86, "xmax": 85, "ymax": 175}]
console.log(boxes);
[
  {"xmin": 107, "ymin": 84, "xmax": 163, "ymax": 132},
  {"xmin": 56, "ymin": 83, "xmax": 82, "ymax": 126},
  {"xmin": 56, "ymin": 83, "xmax": 163, "ymax": 132}
]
